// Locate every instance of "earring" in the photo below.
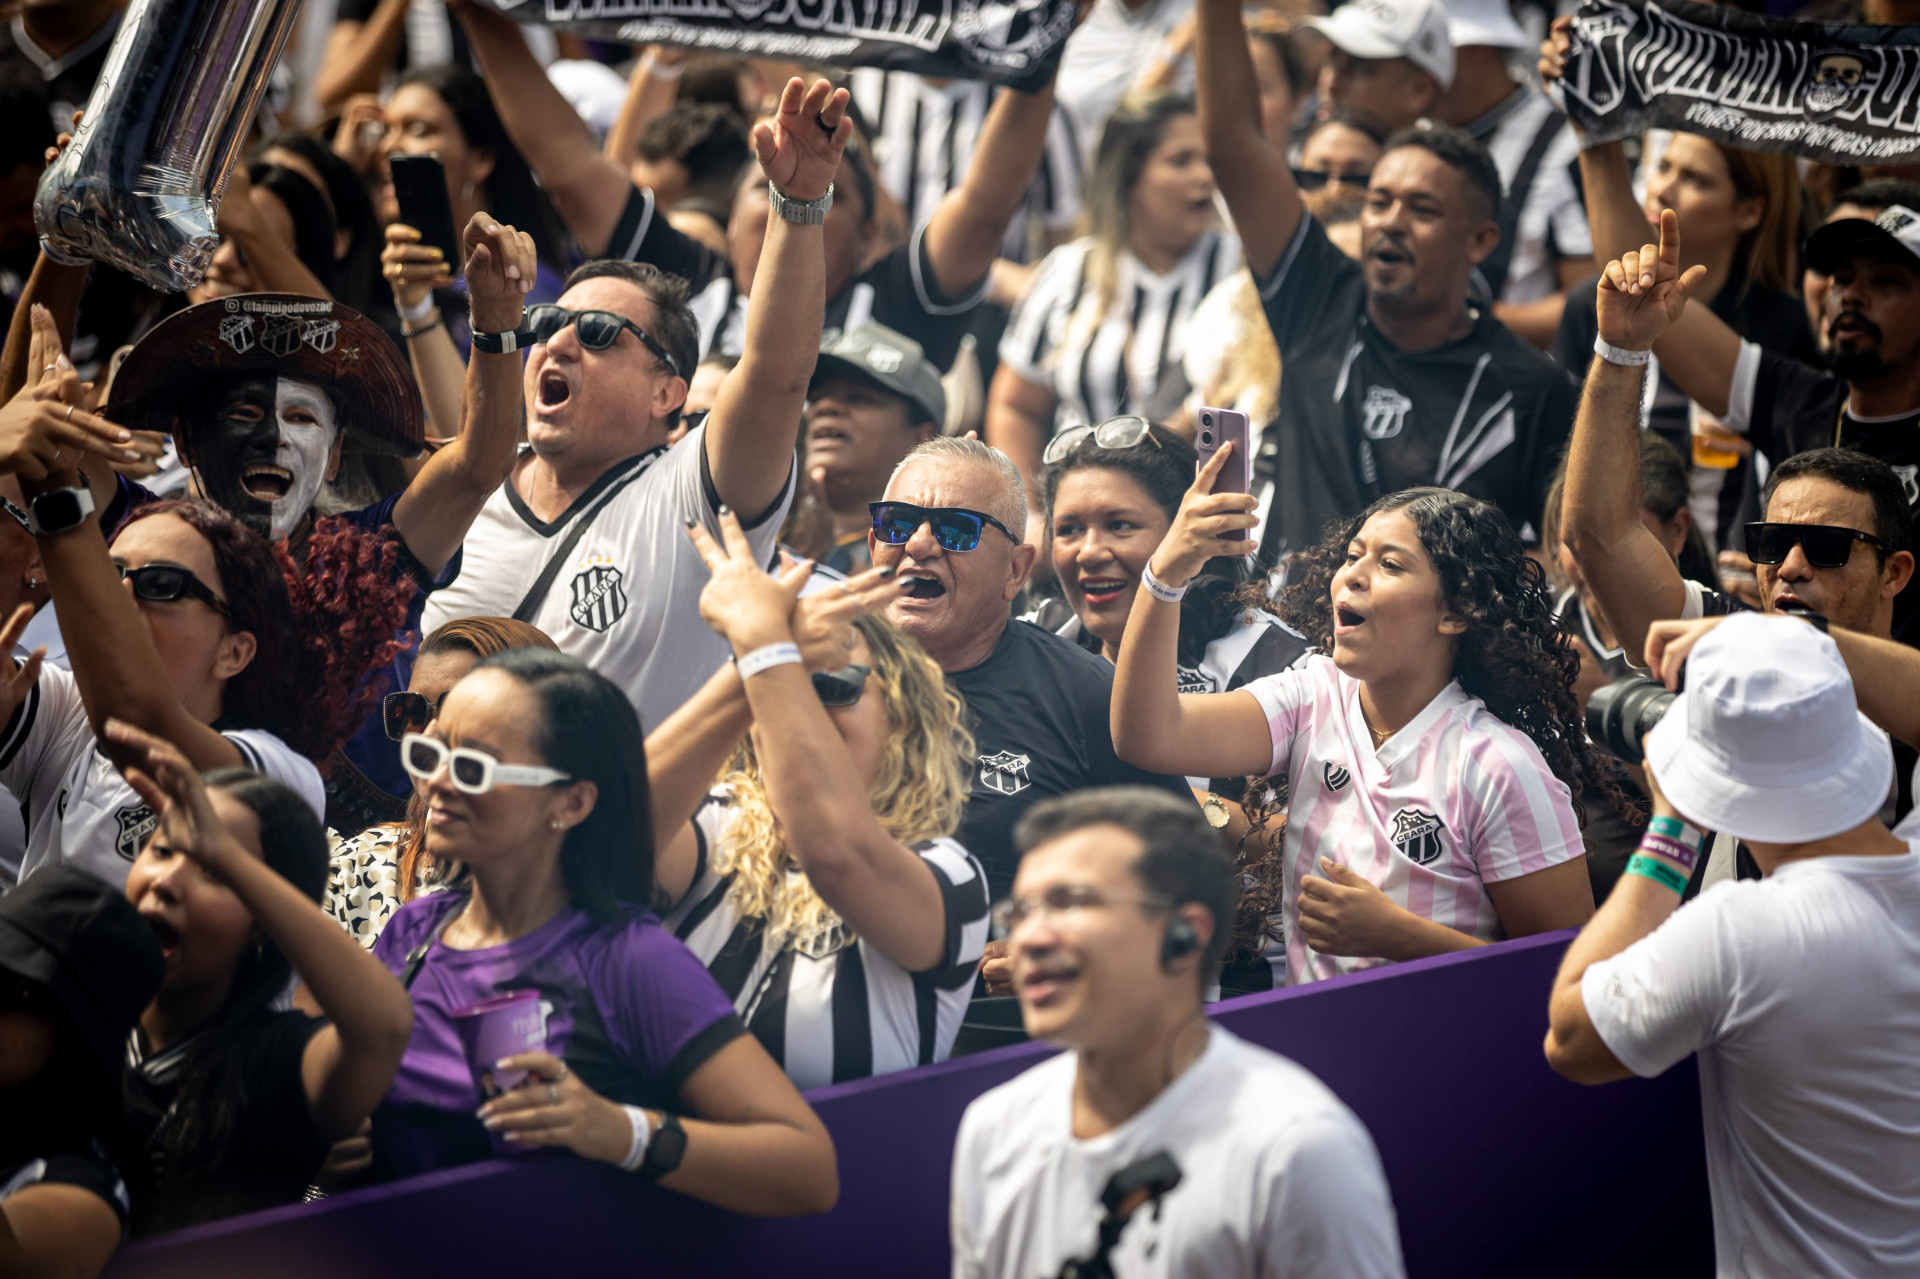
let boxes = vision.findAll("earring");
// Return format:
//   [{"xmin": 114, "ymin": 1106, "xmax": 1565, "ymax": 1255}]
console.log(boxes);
[
  {"xmin": 549, "ymin": 819, "xmax": 565, "ymax": 831},
  {"xmin": 462, "ymin": 180, "xmax": 476, "ymax": 200}
]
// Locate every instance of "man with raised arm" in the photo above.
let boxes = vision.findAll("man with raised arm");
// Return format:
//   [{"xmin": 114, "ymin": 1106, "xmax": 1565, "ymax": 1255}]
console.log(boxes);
[
  {"xmin": 1194, "ymin": 0, "xmax": 1577, "ymax": 559},
  {"xmin": 450, "ymin": 0, "xmax": 1062, "ymax": 371},
  {"xmin": 419, "ymin": 78, "xmax": 847, "ymax": 731},
  {"xmin": 1559, "ymin": 212, "xmax": 1914, "ymax": 665}
]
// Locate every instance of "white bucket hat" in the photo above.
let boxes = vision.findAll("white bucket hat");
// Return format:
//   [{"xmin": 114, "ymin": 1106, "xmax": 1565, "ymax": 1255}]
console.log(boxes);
[
  {"xmin": 1441, "ymin": 0, "xmax": 1532, "ymax": 50},
  {"xmin": 1644, "ymin": 613, "xmax": 1893, "ymax": 844},
  {"xmin": 1302, "ymin": 0, "xmax": 1456, "ymax": 91}
]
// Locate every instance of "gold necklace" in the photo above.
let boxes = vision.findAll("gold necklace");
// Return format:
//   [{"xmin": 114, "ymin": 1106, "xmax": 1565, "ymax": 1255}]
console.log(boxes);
[{"xmin": 1364, "ymin": 715, "xmax": 1394, "ymax": 748}]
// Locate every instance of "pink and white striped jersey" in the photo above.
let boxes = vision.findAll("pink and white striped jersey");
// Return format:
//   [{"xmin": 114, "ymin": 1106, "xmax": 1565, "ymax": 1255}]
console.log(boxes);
[{"xmin": 1243, "ymin": 655, "xmax": 1584, "ymax": 985}]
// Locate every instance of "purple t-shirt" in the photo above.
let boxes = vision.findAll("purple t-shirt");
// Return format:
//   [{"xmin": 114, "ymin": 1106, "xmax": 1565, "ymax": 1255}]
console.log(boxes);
[{"xmin": 369, "ymin": 892, "xmax": 744, "ymax": 1178}]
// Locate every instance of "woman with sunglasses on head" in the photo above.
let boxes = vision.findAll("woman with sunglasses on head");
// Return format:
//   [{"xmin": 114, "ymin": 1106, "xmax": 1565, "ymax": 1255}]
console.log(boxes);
[
  {"xmin": 367, "ymin": 647, "xmax": 837, "ymax": 1215},
  {"xmin": 96, "ymin": 722, "xmax": 414, "ymax": 1234},
  {"xmin": 328, "ymin": 617, "xmax": 559, "ymax": 950},
  {"xmin": 987, "ymin": 92, "xmax": 1241, "ymax": 509},
  {"xmin": 641, "ymin": 514, "xmax": 987, "ymax": 1088},
  {"xmin": 1114, "ymin": 457, "xmax": 1628, "ymax": 985}
]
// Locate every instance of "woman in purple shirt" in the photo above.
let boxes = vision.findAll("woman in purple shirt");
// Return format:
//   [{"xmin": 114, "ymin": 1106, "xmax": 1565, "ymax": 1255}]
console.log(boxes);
[{"xmin": 369, "ymin": 648, "xmax": 837, "ymax": 1216}]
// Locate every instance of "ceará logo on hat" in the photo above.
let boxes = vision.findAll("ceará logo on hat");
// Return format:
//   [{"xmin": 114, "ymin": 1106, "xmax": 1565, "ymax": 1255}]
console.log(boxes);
[{"xmin": 866, "ymin": 344, "xmax": 905, "ymax": 374}]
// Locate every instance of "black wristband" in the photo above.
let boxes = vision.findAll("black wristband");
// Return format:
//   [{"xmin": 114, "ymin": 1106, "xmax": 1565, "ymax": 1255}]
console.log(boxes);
[{"xmin": 470, "ymin": 317, "xmax": 534, "ymax": 354}]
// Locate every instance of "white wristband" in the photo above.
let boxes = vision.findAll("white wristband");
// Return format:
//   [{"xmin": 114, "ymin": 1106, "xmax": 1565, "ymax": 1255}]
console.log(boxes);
[
  {"xmin": 398, "ymin": 292, "xmax": 437, "ymax": 325},
  {"xmin": 1594, "ymin": 336, "xmax": 1652, "ymax": 367},
  {"xmin": 641, "ymin": 50, "xmax": 686, "ymax": 79},
  {"xmin": 1140, "ymin": 562, "xmax": 1188, "ymax": 603},
  {"xmin": 619, "ymin": 1105, "xmax": 653, "ymax": 1172},
  {"xmin": 736, "ymin": 641, "xmax": 802, "ymax": 679}
]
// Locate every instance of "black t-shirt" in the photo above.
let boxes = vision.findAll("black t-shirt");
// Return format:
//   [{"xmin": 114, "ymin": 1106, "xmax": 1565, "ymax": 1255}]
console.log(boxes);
[
  {"xmin": 947, "ymin": 619, "xmax": 1193, "ymax": 896},
  {"xmin": 1256, "ymin": 215, "xmax": 1580, "ymax": 558},
  {"xmin": 0, "ymin": 1149, "xmax": 131, "ymax": 1233},
  {"xmin": 1738, "ymin": 349, "xmax": 1920, "ymax": 648},
  {"xmin": 0, "ymin": 13, "xmax": 118, "ymax": 128},
  {"xmin": 606, "ymin": 184, "xmax": 987, "ymax": 370},
  {"xmin": 1553, "ymin": 274, "xmax": 1818, "ymax": 549},
  {"xmin": 123, "ymin": 1011, "xmax": 331, "ymax": 1236}
]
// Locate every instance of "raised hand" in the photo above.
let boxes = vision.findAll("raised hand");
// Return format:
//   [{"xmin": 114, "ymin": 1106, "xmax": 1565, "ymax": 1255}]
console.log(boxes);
[
  {"xmin": 333, "ymin": 95, "xmax": 387, "ymax": 177},
  {"xmin": 462, "ymin": 213, "xmax": 539, "ymax": 335},
  {"xmin": 0, "ymin": 305, "xmax": 147, "ymax": 481},
  {"xmin": 1537, "ymin": 14, "xmax": 1573, "ymax": 87},
  {"xmin": 687, "ymin": 508, "xmax": 813, "ymax": 652},
  {"xmin": 382, "ymin": 223, "xmax": 454, "ymax": 313},
  {"xmin": 753, "ymin": 77, "xmax": 850, "ymax": 204},
  {"xmin": 1145, "ymin": 443, "xmax": 1258, "ymax": 588},
  {"xmin": 1595, "ymin": 208, "xmax": 1707, "ymax": 354},
  {"xmin": 790, "ymin": 559, "xmax": 899, "ymax": 671},
  {"xmin": 0, "ymin": 605, "xmax": 47, "ymax": 730},
  {"xmin": 110, "ymin": 718, "xmax": 250, "ymax": 879}
]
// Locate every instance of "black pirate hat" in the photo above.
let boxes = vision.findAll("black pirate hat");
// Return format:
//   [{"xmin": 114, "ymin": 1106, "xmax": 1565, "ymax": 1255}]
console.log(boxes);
[{"xmin": 107, "ymin": 294, "xmax": 424, "ymax": 456}]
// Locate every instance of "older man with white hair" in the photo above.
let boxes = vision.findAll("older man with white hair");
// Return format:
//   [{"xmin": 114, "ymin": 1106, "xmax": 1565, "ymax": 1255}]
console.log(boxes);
[{"xmin": 869, "ymin": 438, "xmax": 1192, "ymax": 897}]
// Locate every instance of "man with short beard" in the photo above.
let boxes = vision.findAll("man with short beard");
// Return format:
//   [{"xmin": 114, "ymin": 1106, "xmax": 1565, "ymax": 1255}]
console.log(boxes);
[{"xmin": 1194, "ymin": 0, "xmax": 1578, "ymax": 560}]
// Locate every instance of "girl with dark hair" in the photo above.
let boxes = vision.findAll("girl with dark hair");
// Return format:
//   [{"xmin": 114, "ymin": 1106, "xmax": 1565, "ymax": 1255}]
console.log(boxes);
[
  {"xmin": 0, "ymin": 489, "xmax": 411, "ymax": 890},
  {"xmin": 1114, "ymin": 456, "xmax": 1609, "ymax": 985},
  {"xmin": 328, "ymin": 616, "xmax": 559, "ymax": 948},
  {"xmin": 368, "ymin": 649, "xmax": 837, "ymax": 1216},
  {"xmin": 106, "ymin": 720, "xmax": 413, "ymax": 1235},
  {"xmin": 988, "ymin": 93, "xmax": 1241, "ymax": 503},
  {"xmin": 257, "ymin": 133, "xmax": 384, "ymax": 315}
]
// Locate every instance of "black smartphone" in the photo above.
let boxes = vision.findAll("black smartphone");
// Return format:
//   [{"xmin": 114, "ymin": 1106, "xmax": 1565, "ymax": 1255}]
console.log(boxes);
[{"xmin": 389, "ymin": 152, "xmax": 462, "ymax": 277}]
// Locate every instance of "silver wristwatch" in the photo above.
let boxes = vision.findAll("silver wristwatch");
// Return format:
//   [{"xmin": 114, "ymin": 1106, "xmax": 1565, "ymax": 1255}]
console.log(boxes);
[{"xmin": 768, "ymin": 181, "xmax": 834, "ymax": 225}]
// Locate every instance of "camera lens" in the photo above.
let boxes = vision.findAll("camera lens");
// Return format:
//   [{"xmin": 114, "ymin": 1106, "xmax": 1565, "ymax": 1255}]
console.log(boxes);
[
  {"xmin": 1585, "ymin": 674, "xmax": 1677, "ymax": 765},
  {"xmin": 1201, "ymin": 413, "xmax": 1213, "ymax": 426},
  {"xmin": 1200, "ymin": 431, "xmax": 1213, "ymax": 445}
]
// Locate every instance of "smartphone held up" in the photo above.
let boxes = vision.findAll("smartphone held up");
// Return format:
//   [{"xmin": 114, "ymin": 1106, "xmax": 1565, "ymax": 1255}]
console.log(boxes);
[
  {"xmin": 1195, "ymin": 406, "xmax": 1252, "ymax": 544},
  {"xmin": 389, "ymin": 152, "xmax": 463, "ymax": 278}
]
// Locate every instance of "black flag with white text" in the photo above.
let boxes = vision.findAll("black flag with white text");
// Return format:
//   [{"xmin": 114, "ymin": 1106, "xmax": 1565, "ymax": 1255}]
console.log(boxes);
[
  {"xmin": 1553, "ymin": 0, "xmax": 1920, "ymax": 166},
  {"xmin": 476, "ymin": 0, "xmax": 1077, "ymax": 91}
]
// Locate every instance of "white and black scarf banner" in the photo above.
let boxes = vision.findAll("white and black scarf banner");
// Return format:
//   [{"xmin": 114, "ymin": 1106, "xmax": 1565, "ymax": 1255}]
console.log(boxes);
[
  {"xmin": 477, "ymin": 0, "xmax": 1076, "ymax": 91},
  {"xmin": 1553, "ymin": 0, "xmax": 1920, "ymax": 165}
]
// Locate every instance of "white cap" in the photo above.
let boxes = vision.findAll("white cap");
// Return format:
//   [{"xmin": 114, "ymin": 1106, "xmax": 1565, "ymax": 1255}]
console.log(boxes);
[
  {"xmin": 1302, "ymin": 0, "xmax": 1456, "ymax": 91},
  {"xmin": 1804, "ymin": 204, "xmax": 1920, "ymax": 277},
  {"xmin": 1644, "ymin": 613, "xmax": 1893, "ymax": 843},
  {"xmin": 1442, "ymin": 0, "xmax": 1532, "ymax": 50}
]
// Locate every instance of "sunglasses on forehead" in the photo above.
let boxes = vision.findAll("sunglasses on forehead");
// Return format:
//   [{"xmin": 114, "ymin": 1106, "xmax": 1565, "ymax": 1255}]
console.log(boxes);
[
  {"xmin": 869, "ymin": 501, "xmax": 1018, "ymax": 553},
  {"xmin": 524, "ymin": 304, "xmax": 680, "ymax": 375},
  {"xmin": 1041, "ymin": 415, "xmax": 1160, "ymax": 466},
  {"xmin": 1744, "ymin": 522, "xmax": 1892, "ymax": 569}
]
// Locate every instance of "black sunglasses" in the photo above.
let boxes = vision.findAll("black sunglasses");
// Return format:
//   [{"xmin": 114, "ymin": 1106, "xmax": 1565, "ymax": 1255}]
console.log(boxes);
[
  {"xmin": 524, "ymin": 304, "xmax": 680, "ymax": 375},
  {"xmin": 1292, "ymin": 167, "xmax": 1371, "ymax": 193},
  {"xmin": 115, "ymin": 562, "xmax": 228, "ymax": 616},
  {"xmin": 869, "ymin": 501, "xmax": 1019, "ymax": 553},
  {"xmin": 383, "ymin": 689, "xmax": 451, "ymax": 742},
  {"xmin": 1744, "ymin": 522, "xmax": 1892, "ymax": 569},
  {"xmin": 812, "ymin": 664, "xmax": 869, "ymax": 708}
]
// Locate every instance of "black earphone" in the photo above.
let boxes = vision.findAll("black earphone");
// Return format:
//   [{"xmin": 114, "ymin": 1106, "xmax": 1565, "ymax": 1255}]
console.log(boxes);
[{"xmin": 1160, "ymin": 915, "xmax": 1199, "ymax": 970}]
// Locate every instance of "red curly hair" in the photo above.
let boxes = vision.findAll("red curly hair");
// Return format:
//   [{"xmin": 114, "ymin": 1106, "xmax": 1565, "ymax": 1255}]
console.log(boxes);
[{"xmin": 119, "ymin": 500, "xmax": 418, "ymax": 764}]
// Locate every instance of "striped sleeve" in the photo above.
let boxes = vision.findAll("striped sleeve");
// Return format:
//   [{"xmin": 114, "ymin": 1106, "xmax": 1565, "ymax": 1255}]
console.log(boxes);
[
  {"xmin": 1457, "ymin": 725, "xmax": 1586, "ymax": 883},
  {"xmin": 1242, "ymin": 660, "xmax": 1325, "ymax": 779},
  {"xmin": 998, "ymin": 240, "xmax": 1090, "ymax": 384},
  {"xmin": 913, "ymin": 837, "xmax": 991, "ymax": 988}
]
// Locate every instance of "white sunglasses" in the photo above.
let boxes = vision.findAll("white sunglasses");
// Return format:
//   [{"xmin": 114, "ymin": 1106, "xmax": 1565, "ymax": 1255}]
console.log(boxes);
[{"xmin": 400, "ymin": 732, "xmax": 571, "ymax": 795}]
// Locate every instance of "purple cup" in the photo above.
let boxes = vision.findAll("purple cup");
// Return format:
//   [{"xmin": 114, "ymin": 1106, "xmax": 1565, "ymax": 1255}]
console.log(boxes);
[{"xmin": 452, "ymin": 990, "xmax": 549, "ymax": 1151}]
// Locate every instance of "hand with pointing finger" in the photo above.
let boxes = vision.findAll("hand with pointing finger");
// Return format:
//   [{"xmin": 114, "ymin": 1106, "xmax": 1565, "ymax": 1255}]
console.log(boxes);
[{"xmin": 1595, "ymin": 208, "xmax": 1708, "ymax": 354}]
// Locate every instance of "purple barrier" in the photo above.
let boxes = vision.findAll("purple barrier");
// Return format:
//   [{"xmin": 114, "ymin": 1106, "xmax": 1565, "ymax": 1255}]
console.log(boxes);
[{"xmin": 106, "ymin": 931, "xmax": 1711, "ymax": 1278}]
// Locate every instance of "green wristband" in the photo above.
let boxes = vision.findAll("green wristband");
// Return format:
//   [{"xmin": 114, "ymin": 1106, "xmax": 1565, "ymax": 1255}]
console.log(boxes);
[{"xmin": 1626, "ymin": 853, "xmax": 1688, "ymax": 895}]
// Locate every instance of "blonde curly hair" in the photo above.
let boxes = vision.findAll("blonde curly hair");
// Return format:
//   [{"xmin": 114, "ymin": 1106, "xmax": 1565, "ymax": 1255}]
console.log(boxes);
[{"xmin": 713, "ymin": 613, "xmax": 974, "ymax": 954}]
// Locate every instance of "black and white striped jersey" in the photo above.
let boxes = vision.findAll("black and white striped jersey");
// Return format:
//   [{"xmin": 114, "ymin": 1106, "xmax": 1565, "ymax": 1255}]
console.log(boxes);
[
  {"xmin": 665, "ymin": 796, "xmax": 991, "ymax": 1091},
  {"xmin": 1000, "ymin": 231, "xmax": 1241, "ymax": 434},
  {"xmin": 847, "ymin": 69, "xmax": 1082, "ymax": 263},
  {"xmin": 606, "ymin": 183, "xmax": 988, "ymax": 371}
]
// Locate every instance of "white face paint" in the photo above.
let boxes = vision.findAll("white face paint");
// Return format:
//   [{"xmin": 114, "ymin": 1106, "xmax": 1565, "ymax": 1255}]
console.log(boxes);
[{"xmin": 269, "ymin": 379, "xmax": 339, "ymax": 540}]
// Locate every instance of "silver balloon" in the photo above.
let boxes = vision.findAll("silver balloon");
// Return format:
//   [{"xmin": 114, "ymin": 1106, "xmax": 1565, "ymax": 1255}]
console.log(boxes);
[{"xmin": 33, "ymin": 0, "xmax": 306, "ymax": 293}]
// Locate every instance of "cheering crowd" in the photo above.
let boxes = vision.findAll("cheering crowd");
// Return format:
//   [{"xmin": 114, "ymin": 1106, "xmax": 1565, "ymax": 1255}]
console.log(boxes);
[{"xmin": 2, "ymin": 0, "xmax": 1919, "ymax": 1271}]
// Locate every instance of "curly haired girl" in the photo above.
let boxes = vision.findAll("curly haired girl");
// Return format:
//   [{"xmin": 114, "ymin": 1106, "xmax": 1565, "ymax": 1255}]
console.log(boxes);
[{"xmin": 1114, "ymin": 449, "xmax": 1613, "ymax": 986}]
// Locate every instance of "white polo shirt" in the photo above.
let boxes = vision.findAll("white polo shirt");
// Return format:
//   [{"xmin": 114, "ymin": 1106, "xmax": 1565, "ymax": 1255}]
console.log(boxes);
[
  {"xmin": 1245, "ymin": 655, "xmax": 1585, "ymax": 984},
  {"xmin": 421, "ymin": 424, "xmax": 794, "ymax": 731}
]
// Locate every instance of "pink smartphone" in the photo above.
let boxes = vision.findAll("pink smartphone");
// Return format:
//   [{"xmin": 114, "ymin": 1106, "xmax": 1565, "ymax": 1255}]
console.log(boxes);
[{"xmin": 1194, "ymin": 407, "xmax": 1251, "ymax": 537}]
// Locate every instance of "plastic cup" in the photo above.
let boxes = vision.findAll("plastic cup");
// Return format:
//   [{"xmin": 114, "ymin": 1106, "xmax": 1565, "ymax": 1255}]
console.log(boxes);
[
  {"xmin": 1690, "ymin": 403, "xmax": 1742, "ymax": 470},
  {"xmin": 452, "ymin": 990, "xmax": 549, "ymax": 1151}
]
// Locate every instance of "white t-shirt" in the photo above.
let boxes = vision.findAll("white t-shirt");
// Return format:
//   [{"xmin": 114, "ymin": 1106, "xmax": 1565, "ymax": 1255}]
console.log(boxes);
[
  {"xmin": 1245, "ymin": 655, "xmax": 1585, "ymax": 984},
  {"xmin": 951, "ymin": 1026, "xmax": 1405, "ymax": 1279},
  {"xmin": 420, "ymin": 425, "xmax": 795, "ymax": 732},
  {"xmin": 1054, "ymin": 0, "xmax": 1195, "ymax": 169},
  {"xmin": 1581, "ymin": 851, "xmax": 1920, "ymax": 1278},
  {"xmin": 0, "ymin": 665, "xmax": 324, "ymax": 890}
]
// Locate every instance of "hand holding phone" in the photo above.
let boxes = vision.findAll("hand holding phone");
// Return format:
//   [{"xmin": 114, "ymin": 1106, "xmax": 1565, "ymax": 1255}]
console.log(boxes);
[
  {"xmin": 389, "ymin": 153, "xmax": 463, "ymax": 278},
  {"xmin": 1194, "ymin": 407, "xmax": 1251, "ymax": 538}
]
